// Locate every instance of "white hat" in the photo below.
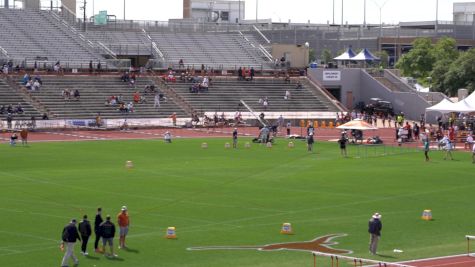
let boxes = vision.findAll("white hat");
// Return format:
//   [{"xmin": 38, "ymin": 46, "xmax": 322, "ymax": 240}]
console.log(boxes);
[
  {"xmin": 121, "ymin": 206, "xmax": 127, "ymax": 211},
  {"xmin": 372, "ymin": 213, "xmax": 381, "ymax": 219}
]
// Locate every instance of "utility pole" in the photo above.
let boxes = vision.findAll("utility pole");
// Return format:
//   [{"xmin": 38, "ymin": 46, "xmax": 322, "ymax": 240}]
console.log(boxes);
[
  {"xmin": 123, "ymin": 0, "xmax": 126, "ymax": 20},
  {"xmin": 341, "ymin": 0, "xmax": 344, "ymax": 26},
  {"xmin": 435, "ymin": 0, "xmax": 439, "ymax": 34},
  {"xmin": 363, "ymin": 0, "xmax": 366, "ymax": 27},
  {"xmin": 81, "ymin": 0, "xmax": 87, "ymax": 32},
  {"xmin": 332, "ymin": 0, "xmax": 335, "ymax": 24}
]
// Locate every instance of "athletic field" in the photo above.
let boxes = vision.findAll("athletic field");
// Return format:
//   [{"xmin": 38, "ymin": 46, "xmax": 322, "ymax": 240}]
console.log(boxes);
[{"xmin": 1, "ymin": 137, "xmax": 474, "ymax": 267}]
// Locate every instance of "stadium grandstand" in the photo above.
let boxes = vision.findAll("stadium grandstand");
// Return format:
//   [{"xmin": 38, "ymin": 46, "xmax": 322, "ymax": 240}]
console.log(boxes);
[{"xmin": 0, "ymin": 0, "xmax": 474, "ymax": 127}]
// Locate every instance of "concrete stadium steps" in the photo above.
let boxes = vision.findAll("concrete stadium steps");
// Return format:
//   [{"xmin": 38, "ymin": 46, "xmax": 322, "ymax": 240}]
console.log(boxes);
[
  {"xmin": 149, "ymin": 32, "xmax": 269, "ymax": 68},
  {"xmin": 373, "ymin": 77, "xmax": 407, "ymax": 92},
  {"xmin": 167, "ymin": 78, "xmax": 339, "ymax": 113},
  {"xmin": 0, "ymin": 9, "xmax": 104, "ymax": 68},
  {"xmin": 0, "ymin": 80, "xmax": 42, "ymax": 120},
  {"xmin": 22, "ymin": 76, "xmax": 187, "ymax": 119}
]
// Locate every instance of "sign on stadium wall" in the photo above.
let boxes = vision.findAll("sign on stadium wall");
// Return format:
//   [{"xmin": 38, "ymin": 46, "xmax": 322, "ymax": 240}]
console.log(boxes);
[{"xmin": 323, "ymin": 71, "xmax": 341, "ymax": 81}]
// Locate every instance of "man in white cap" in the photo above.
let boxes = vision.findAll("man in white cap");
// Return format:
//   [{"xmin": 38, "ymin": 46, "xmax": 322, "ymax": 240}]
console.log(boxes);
[
  {"xmin": 368, "ymin": 213, "xmax": 382, "ymax": 255},
  {"xmin": 117, "ymin": 206, "xmax": 129, "ymax": 249}
]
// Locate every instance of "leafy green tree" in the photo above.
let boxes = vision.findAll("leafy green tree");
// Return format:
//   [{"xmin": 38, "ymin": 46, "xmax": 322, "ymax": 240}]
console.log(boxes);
[
  {"xmin": 321, "ymin": 49, "xmax": 332, "ymax": 64},
  {"xmin": 309, "ymin": 48, "xmax": 316, "ymax": 63},
  {"xmin": 375, "ymin": 50, "xmax": 389, "ymax": 68},
  {"xmin": 430, "ymin": 37, "xmax": 459, "ymax": 93},
  {"xmin": 443, "ymin": 48, "xmax": 475, "ymax": 95},
  {"xmin": 395, "ymin": 38, "xmax": 435, "ymax": 78}
]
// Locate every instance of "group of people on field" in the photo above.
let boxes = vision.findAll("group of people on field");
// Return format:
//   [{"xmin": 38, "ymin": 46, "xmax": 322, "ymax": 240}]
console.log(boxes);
[{"xmin": 60, "ymin": 206, "xmax": 130, "ymax": 267}]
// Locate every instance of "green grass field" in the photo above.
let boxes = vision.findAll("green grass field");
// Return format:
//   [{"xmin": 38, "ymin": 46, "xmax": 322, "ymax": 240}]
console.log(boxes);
[{"xmin": 0, "ymin": 138, "xmax": 474, "ymax": 267}]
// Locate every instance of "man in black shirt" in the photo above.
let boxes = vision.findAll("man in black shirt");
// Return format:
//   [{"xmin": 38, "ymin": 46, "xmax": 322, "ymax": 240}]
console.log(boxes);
[
  {"xmin": 61, "ymin": 219, "xmax": 81, "ymax": 267},
  {"xmin": 78, "ymin": 215, "xmax": 92, "ymax": 256},
  {"xmin": 368, "ymin": 213, "xmax": 382, "ymax": 255},
  {"xmin": 94, "ymin": 207, "xmax": 103, "ymax": 253},
  {"xmin": 232, "ymin": 128, "xmax": 238, "ymax": 148},
  {"xmin": 99, "ymin": 215, "xmax": 117, "ymax": 257}
]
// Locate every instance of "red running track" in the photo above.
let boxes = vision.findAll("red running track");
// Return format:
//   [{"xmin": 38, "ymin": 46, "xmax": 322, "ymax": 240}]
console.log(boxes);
[{"xmin": 400, "ymin": 254, "xmax": 475, "ymax": 267}]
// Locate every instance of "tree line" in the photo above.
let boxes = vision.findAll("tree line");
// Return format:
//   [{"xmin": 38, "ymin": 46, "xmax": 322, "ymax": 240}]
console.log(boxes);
[{"xmin": 395, "ymin": 37, "xmax": 475, "ymax": 96}]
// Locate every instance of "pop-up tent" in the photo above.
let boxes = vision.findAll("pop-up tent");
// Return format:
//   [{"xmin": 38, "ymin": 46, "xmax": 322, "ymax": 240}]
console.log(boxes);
[
  {"xmin": 352, "ymin": 48, "xmax": 380, "ymax": 61},
  {"xmin": 425, "ymin": 97, "xmax": 475, "ymax": 113},
  {"xmin": 425, "ymin": 98, "xmax": 454, "ymax": 113},
  {"xmin": 334, "ymin": 47, "xmax": 357, "ymax": 60},
  {"xmin": 337, "ymin": 119, "xmax": 378, "ymax": 130}
]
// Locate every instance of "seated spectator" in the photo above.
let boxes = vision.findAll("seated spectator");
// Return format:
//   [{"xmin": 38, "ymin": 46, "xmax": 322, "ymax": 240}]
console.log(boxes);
[
  {"xmin": 199, "ymin": 76, "xmax": 209, "ymax": 92},
  {"xmin": 133, "ymin": 91, "xmax": 141, "ymax": 103},
  {"xmin": 32, "ymin": 80, "xmax": 41, "ymax": 91},
  {"xmin": 119, "ymin": 103, "xmax": 128, "ymax": 113},
  {"xmin": 73, "ymin": 89, "xmax": 80, "ymax": 101},
  {"xmin": 62, "ymin": 89, "xmax": 71, "ymax": 101},
  {"xmin": 190, "ymin": 83, "xmax": 199, "ymax": 93},
  {"xmin": 166, "ymin": 70, "xmax": 176, "ymax": 82},
  {"xmin": 121, "ymin": 72, "xmax": 130, "ymax": 82},
  {"xmin": 34, "ymin": 75, "xmax": 42, "ymax": 85},
  {"xmin": 25, "ymin": 80, "xmax": 32, "ymax": 90},
  {"xmin": 284, "ymin": 90, "xmax": 291, "ymax": 100},
  {"xmin": 178, "ymin": 59, "xmax": 184, "ymax": 68},
  {"xmin": 296, "ymin": 81, "xmax": 303, "ymax": 89},
  {"xmin": 42, "ymin": 113, "xmax": 49, "ymax": 120},
  {"xmin": 284, "ymin": 73, "xmax": 291, "ymax": 83},
  {"xmin": 15, "ymin": 103, "xmax": 23, "ymax": 114},
  {"xmin": 0, "ymin": 105, "xmax": 5, "ymax": 114},
  {"xmin": 117, "ymin": 94, "xmax": 124, "ymax": 105},
  {"xmin": 7, "ymin": 104, "xmax": 13, "ymax": 114},
  {"xmin": 144, "ymin": 84, "xmax": 156, "ymax": 95},
  {"xmin": 22, "ymin": 73, "xmax": 30, "ymax": 85},
  {"xmin": 107, "ymin": 95, "xmax": 117, "ymax": 106},
  {"xmin": 127, "ymin": 102, "xmax": 134, "ymax": 113}
]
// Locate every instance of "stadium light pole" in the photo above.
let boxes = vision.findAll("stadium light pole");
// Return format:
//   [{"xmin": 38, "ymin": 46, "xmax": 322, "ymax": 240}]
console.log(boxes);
[
  {"xmin": 435, "ymin": 0, "xmax": 439, "ymax": 33},
  {"xmin": 364, "ymin": 0, "xmax": 366, "ymax": 27},
  {"xmin": 123, "ymin": 0, "xmax": 126, "ymax": 20},
  {"xmin": 332, "ymin": 0, "xmax": 335, "ymax": 24},
  {"xmin": 256, "ymin": 0, "xmax": 258, "ymax": 22},
  {"xmin": 341, "ymin": 0, "xmax": 344, "ymax": 26}
]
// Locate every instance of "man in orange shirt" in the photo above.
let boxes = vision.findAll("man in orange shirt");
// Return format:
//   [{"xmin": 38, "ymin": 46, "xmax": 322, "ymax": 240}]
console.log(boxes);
[{"xmin": 117, "ymin": 206, "xmax": 129, "ymax": 249}]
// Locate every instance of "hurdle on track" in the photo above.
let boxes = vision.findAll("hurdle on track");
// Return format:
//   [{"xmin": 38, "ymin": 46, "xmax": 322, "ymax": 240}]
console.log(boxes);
[
  {"xmin": 312, "ymin": 251, "xmax": 415, "ymax": 267},
  {"xmin": 466, "ymin": 235, "xmax": 475, "ymax": 256}
]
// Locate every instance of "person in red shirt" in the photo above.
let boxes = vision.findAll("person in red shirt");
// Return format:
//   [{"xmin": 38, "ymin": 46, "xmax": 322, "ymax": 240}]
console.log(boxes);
[
  {"xmin": 133, "ymin": 91, "xmax": 140, "ymax": 104},
  {"xmin": 117, "ymin": 206, "xmax": 129, "ymax": 249}
]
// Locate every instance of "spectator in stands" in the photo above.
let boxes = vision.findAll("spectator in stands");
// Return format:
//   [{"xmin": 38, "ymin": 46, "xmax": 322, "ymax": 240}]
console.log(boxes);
[
  {"xmin": 15, "ymin": 103, "xmax": 23, "ymax": 114},
  {"xmin": 117, "ymin": 95, "xmax": 124, "ymax": 105},
  {"xmin": 242, "ymin": 67, "xmax": 247, "ymax": 81},
  {"xmin": 284, "ymin": 73, "xmax": 291, "ymax": 83},
  {"xmin": 73, "ymin": 90, "xmax": 80, "ymax": 101},
  {"xmin": 178, "ymin": 59, "xmax": 184, "ymax": 69},
  {"xmin": 286, "ymin": 121, "xmax": 292, "ymax": 135},
  {"xmin": 119, "ymin": 103, "xmax": 127, "ymax": 113},
  {"xmin": 133, "ymin": 91, "xmax": 141, "ymax": 104},
  {"xmin": 280, "ymin": 56, "xmax": 286, "ymax": 67},
  {"xmin": 127, "ymin": 102, "xmax": 134, "ymax": 113},
  {"xmin": 129, "ymin": 74, "xmax": 136, "ymax": 87},
  {"xmin": 25, "ymin": 80, "xmax": 33, "ymax": 90},
  {"xmin": 200, "ymin": 76, "xmax": 209, "ymax": 92},
  {"xmin": 284, "ymin": 90, "xmax": 291, "ymax": 100},
  {"xmin": 62, "ymin": 89, "xmax": 71, "ymax": 101},
  {"xmin": 53, "ymin": 61, "xmax": 62, "ymax": 74},
  {"xmin": 154, "ymin": 93, "xmax": 160, "ymax": 109},
  {"xmin": 7, "ymin": 113, "xmax": 13, "ymax": 129},
  {"xmin": 7, "ymin": 104, "xmax": 13, "ymax": 114},
  {"xmin": 250, "ymin": 67, "xmax": 255, "ymax": 81},
  {"xmin": 22, "ymin": 73, "xmax": 30, "ymax": 85},
  {"xmin": 0, "ymin": 105, "xmax": 5, "ymax": 114},
  {"xmin": 263, "ymin": 97, "xmax": 269, "ymax": 110},
  {"xmin": 89, "ymin": 61, "xmax": 94, "ymax": 74},
  {"xmin": 190, "ymin": 83, "xmax": 199, "ymax": 93},
  {"xmin": 121, "ymin": 72, "xmax": 130, "ymax": 82},
  {"xmin": 95, "ymin": 113, "xmax": 102, "ymax": 127},
  {"xmin": 32, "ymin": 79, "xmax": 41, "ymax": 91},
  {"xmin": 234, "ymin": 111, "xmax": 242, "ymax": 124},
  {"xmin": 144, "ymin": 84, "xmax": 156, "ymax": 95},
  {"xmin": 296, "ymin": 81, "xmax": 303, "ymax": 89},
  {"xmin": 2, "ymin": 64, "xmax": 8, "ymax": 75},
  {"xmin": 97, "ymin": 62, "xmax": 102, "ymax": 73},
  {"xmin": 237, "ymin": 67, "xmax": 243, "ymax": 80}
]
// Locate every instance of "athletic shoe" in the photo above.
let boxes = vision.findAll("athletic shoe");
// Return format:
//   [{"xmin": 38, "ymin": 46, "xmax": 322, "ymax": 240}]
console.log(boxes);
[
  {"xmin": 84, "ymin": 252, "xmax": 89, "ymax": 256},
  {"xmin": 113, "ymin": 254, "xmax": 118, "ymax": 257}
]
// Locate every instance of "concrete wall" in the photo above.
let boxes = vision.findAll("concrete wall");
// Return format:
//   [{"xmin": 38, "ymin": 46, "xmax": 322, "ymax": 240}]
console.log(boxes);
[
  {"xmin": 308, "ymin": 68, "xmax": 362, "ymax": 109},
  {"xmin": 272, "ymin": 44, "xmax": 309, "ymax": 68},
  {"xmin": 24, "ymin": 0, "xmax": 40, "ymax": 9},
  {"xmin": 309, "ymin": 68, "xmax": 432, "ymax": 121},
  {"xmin": 61, "ymin": 0, "xmax": 76, "ymax": 16}
]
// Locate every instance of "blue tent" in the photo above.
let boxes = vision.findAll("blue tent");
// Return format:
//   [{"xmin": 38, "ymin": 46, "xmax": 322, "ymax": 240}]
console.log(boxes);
[
  {"xmin": 352, "ymin": 48, "xmax": 380, "ymax": 61},
  {"xmin": 333, "ymin": 47, "xmax": 357, "ymax": 60}
]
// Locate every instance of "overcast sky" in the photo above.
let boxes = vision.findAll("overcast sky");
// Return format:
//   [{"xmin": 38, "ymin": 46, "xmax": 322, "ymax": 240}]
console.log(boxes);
[{"xmin": 81, "ymin": 0, "xmax": 475, "ymax": 25}]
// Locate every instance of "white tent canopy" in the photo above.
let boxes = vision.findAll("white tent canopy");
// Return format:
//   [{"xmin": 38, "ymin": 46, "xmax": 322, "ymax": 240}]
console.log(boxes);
[
  {"xmin": 352, "ymin": 48, "xmax": 380, "ymax": 61},
  {"xmin": 334, "ymin": 47, "xmax": 357, "ymax": 60},
  {"xmin": 425, "ymin": 97, "xmax": 475, "ymax": 113}
]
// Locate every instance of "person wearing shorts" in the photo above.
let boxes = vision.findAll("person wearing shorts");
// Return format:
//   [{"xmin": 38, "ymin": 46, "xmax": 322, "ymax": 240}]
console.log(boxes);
[
  {"xmin": 117, "ymin": 206, "xmax": 129, "ymax": 249},
  {"xmin": 99, "ymin": 215, "xmax": 117, "ymax": 257}
]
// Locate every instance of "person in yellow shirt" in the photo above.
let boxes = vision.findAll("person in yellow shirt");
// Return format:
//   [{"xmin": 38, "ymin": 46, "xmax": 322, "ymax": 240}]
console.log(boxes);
[{"xmin": 117, "ymin": 206, "xmax": 129, "ymax": 249}]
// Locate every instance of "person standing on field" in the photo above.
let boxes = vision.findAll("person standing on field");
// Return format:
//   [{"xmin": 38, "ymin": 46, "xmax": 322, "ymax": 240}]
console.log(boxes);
[
  {"xmin": 78, "ymin": 215, "xmax": 92, "ymax": 256},
  {"xmin": 94, "ymin": 207, "xmax": 103, "ymax": 253},
  {"xmin": 61, "ymin": 219, "xmax": 81, "ymax": 267},
  {"xmin": 422, "ymin": 131, "xmax": 430, "ymax": 162},
  {"xmin": 117, "ymin": 206, "xmax": 129, "ymax": 249},
  {"xmin": 100, "ymin": 215, "xmax": 117, "ymax": 257},
  {"xmin": 232, "ymin": 128, "xmax": 238, "ymax": 148},
  {"xmin": 368, "ymin": 213, "xmax": 382, "ymax": 255},
  {"xmin": 307, "ymin": 133, "xmax": 314, "ymax": 152}
]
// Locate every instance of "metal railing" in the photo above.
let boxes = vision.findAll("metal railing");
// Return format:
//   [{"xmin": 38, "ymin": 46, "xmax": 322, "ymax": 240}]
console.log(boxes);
[
  {"xmin": 0, "ymin": 46, "xmax": 9, "ymax": 58},
  {"xmin": 97, "ymin": 42, "xmax": 118, "ymax": 59}
]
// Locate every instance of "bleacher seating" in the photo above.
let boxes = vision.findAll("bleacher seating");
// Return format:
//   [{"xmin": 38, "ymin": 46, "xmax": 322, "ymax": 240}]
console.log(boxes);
[
  {"xmin": 167, "ymin": 78, "xmax": 339, "ymax": 113},
  {"xmin": 149, "ymin": 32, "xmax": 269, "ymax": 69},
  {"xmin": 0, "ymin": 79, "xmax": 42, "ymax": 120},
  {"xmin": 22, "ymin": 76, "xmax": 187, "ymax": 119},
  {"xmin": 0, "ymin": 9, "xmax": 104, "ymax": 68},
  {"xmin": 85, "ymin": 31, "xmax": 152, "ymax": 56}
]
